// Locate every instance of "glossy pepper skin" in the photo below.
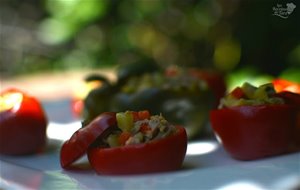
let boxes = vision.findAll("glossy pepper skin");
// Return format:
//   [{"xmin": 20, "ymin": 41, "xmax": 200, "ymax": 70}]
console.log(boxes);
[
  {"xmin": 60, "ymin": 112, "xmax": 116, "ymax": 169},
  {"xmin": 276, "ymin": 91, "xmax": 300, "ymax": 149},
  {"xmin": 272, "ymin": 79, "xmax": 300, "ymax": 94},
  {"xmin": 60, "ymin": 111, "xmax": 187, "ymax": 175},
  {"xmin": 272, "ymin": 79, "xmax": 300, "ymax": 148},
  {"xmin": 87, "ymin": 126, "xmax": 187, "ymax": 175},
  {"xmin": 210, "ymin": 104, "xmax": 297, "ymax": 160},
  {"xmin": 0, "ymin": 88, "xmax": 48, "ymax": 155}
]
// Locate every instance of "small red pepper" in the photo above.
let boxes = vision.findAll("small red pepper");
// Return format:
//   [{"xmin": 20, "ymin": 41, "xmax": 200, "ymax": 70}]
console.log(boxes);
[
  {"xmin": 0, "ymin": 88, "xmax": 48, "ymax": 155},
  {"xmin": 272, "ymin": 79, "xmax": 300, "ymax": 94},
  {"xmin": 210, "ymin": 104, "xmax": 297, "ymax": 160},
  {"xmin": 88, "ymin": 125, "xmax": 187, "ymax": 175},
  {"xmin": 60, "ymin": 111, "xmax": 187, "ymax": 175},
  {"xmin": 60, "ymin": 112, "xmax": 116, "ymax": 169}
]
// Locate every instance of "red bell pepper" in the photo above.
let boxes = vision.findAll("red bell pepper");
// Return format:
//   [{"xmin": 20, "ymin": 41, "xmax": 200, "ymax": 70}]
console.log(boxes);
[
  {"xmin": 60, "ymin": 112, "xmax": 116, "ymax": 169},
  {"xmin": 88, "ymin": 125, "xmax": 187, "ymax": 175},
  {"xmin": 272, "ymin": 79, "xmax": 300, "ymax": 94},
  {"xmin": 275, "ymin": 91, "xmax": 300, "ymax": 149},
  {"xmin": 210, "ymin": 82, "xmax": 299, "ymax": 160},
  {"xmin": 60, "ymin": 111, "xmax": 187, "ymax": 175},
  {"xmin": 0, "ymin": 88, "xmax": 48, "ymax": 155},
  {"xmin": 210, "ymin": 105, "xmax": 297, "ymax": 160}
]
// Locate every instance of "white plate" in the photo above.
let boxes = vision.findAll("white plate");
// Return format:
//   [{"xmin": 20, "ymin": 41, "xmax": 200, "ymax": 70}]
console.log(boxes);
[
  {"xmin": 1, "ymin": 122, "xmax": 299, "ymax": 190},
  {"xmin": 1, "ymin": 106, "xmax": 300, "ymax": 189}
]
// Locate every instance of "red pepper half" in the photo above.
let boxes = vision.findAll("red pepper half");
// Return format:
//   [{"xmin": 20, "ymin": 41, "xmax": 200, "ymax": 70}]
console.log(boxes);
[
  {"xmin": 60, "ymin": 111, "xmax": 187, "ymax": 175},
  {"xmin": 87, "ymin": 125, "xmax": 187, "ymax": 175},
  {"xmin": 0, "ymin": 88, "xmax": 48, "ymax": 155},
  {"xmin": 60, "ymin": 112, "xmax": 116, "ymax": 169},
  {"xmin": 210, "ymin": 104, "xmax": 297, "ymax": 160}
]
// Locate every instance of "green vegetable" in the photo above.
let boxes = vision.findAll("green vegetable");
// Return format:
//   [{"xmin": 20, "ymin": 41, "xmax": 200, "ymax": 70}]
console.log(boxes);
[
  {"xmin": 107, "ymin": 134, "xmax": 119, "ymax": 147},
  {"xmin": 116, "ymin": 111, "xmax": 134, "ymax": 132},
  {"xmin": 220, "ymin": 82, "xmax": 284, "ymax": 108}
]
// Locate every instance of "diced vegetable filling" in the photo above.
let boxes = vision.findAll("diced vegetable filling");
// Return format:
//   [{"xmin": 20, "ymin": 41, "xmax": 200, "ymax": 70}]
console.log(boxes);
[
  {"xmin": 106, "ymin": 111, "xmax": 176, "ymax": 147},
  {"xmin": 121, "ymin": 70, "xmax": 208, "ymax": 94},
  {"xmin": 219, "ymin": 82, "xmax": 284, "ymax": 108}
]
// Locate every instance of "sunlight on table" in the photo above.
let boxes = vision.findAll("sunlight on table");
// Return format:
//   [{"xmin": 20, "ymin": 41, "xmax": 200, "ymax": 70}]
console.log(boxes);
[{"xmin": 47, "ymin": 121, "xmax": 81, "ymax": 141}]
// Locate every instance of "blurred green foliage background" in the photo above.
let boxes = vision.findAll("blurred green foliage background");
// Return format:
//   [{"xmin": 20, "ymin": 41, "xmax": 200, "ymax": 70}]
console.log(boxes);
[{"xmin": 1, "ymin": 0, "xmax": 299, "ymax": 85}]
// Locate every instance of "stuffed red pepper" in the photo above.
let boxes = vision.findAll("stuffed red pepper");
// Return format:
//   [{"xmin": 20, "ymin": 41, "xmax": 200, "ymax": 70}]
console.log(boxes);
[
  {"xmin": 210, "ymin": 82, "xmax": 298, "ymax": 160},
  {"xmin": 0, "ymin": 88, "xmax": 48, "ymax": 155},
  {"xmin": 60, "ymin": 110, "xmax": 187, "ymax": 175}
]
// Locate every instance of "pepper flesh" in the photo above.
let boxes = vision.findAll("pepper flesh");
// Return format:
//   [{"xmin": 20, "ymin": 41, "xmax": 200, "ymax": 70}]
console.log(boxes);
[
  {"xmin": 87, "ymin": 126, "xmax": 187, "ymax": 175},
  {"xmin": 273, "ymin": 79, "xmax": 300, "ymax": 94},
  {"xmin": 0, "ymin": 88, "xmax": 47, "ymax": 155},
  {"xmin": 275, "ymin": 91, "xmax": 300, "ymax": 149},
  {"xmin": 60, "ymin": 111, "xmax": 187, "ymax": 175},
  {"xmin": 210, "ymin": 82, "xmax": 299, "ymax": 160},
  {"xmin": 210, "ymin": 105, "xmax": 296, "ymax": 160},
  {"xmin": 60, "ymin": 112, "xmax": 116, "ymax": 169}
]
